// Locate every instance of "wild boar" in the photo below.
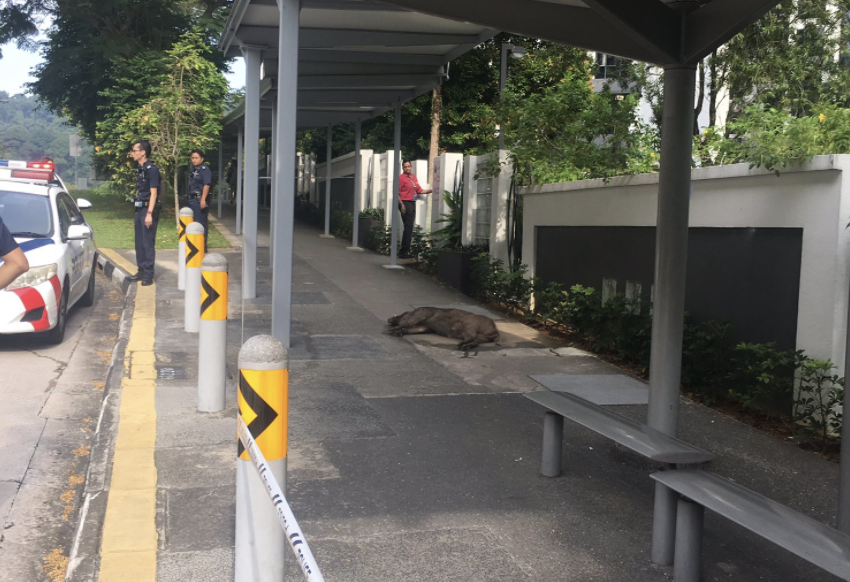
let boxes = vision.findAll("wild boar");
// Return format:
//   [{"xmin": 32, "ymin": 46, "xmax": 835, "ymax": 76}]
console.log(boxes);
[{"xmin": 387, "ymin": 307, "xmax": 500, "ymax": 351}]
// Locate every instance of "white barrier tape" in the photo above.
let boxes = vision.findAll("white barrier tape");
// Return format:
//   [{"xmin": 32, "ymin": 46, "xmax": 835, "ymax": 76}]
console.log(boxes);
[{"xmin": 238, "ymin": 416, "xmax": 325, "ymax": 582}]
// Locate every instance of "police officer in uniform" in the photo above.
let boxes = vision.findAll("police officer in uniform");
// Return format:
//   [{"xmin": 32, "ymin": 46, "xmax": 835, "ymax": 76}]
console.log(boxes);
[
  {"xmin": 188, "ymin": 149, "xmax": 212, "ymax": 251},
  {"xmin": 129, "ymin": 139, "xmax": 161, "ymax": 286}
]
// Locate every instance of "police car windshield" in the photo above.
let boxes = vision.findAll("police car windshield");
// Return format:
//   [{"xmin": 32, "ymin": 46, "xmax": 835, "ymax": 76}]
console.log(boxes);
[{"xmin": 0, "ymin": 191, "xmax": 53, "ymax": 238}]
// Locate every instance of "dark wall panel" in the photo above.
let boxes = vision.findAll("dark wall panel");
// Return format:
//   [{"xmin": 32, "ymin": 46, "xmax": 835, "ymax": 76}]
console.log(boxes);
[
  {"xmin": 318, "ymin": 178, "xmax": 355, "ymax": 213},
  {"xmin": 535, "ymin": 226, "xmax": 803, "ymax": 350}
]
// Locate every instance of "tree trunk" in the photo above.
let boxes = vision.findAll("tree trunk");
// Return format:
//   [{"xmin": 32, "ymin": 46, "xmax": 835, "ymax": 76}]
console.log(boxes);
[
  {"xmin": 429, "ymin": 86, "xmax": 442, "ymax": 178},
  {"xmin": 173, "ymin": 169, "xmax": 179, "ymax": 230},
  {"xmin": 694, "ymin": 58, "xmax": 705, "ymax": 135},
  {"xmin": 708, "ymin": 54, "xmax": 717, "ymax": 128}
]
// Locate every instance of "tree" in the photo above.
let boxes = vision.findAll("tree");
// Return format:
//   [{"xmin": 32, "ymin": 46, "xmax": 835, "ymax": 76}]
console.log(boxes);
[
  {"xmin": 25, "ymin": 0, "xmax": 231, "ymax": 141},
  {"xmin": 500, "ymin": 47, "xmax": 654, "ymax": 184},
  {"xmin": 0, "ymin": 91, "xmax": 93, "ymax": 177},
  {"xmin": 0, "ymin": 0, "xmax": 47, "ymax": 57},
  {"xmin": 99, "ymin": 31, "xmax": 227, "ymax": 226}
]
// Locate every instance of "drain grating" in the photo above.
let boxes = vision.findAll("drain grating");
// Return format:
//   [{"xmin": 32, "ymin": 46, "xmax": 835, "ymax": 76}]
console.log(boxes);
[{"xmin": 157, "ymin": 366, "xmax": 187, "ymax": 380}]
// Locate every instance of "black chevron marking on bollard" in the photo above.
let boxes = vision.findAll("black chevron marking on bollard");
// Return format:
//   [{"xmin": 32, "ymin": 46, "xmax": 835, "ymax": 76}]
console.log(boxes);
[
  {"xmin": 200, "ymin": 275, "xmax": 220, "ymax": 316},
  {"xmin": 237, "ymin": 371, "xmax": 279, "ymax": 457},
  {"xmin": 186, "ymin": 238, "xmax": 200, "ymax": 264}
]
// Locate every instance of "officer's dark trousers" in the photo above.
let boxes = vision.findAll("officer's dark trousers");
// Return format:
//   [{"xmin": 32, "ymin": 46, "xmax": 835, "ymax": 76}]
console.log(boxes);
[
  {"xmin": 134, "ymin": 208, "xmax": 159, "ymax": 281},
  {"xmin": 187, "ymin": 198, "xmax": 209, "ymax": 250},
  {"xmin": 400, "ymin": 200, "xmax": 416, "ymax": 256}
]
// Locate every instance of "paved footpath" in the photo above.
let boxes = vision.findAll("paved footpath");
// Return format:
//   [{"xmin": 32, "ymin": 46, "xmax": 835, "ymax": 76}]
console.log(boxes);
[{"xmin": 75, "ymin": 207, "xmax": 843, "ymax": 582}]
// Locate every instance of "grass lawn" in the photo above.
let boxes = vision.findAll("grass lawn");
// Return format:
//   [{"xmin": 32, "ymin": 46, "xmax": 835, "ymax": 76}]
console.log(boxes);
[{"xmin": 77, "ymin": 189, "xmax": 231, "ymax": 250}]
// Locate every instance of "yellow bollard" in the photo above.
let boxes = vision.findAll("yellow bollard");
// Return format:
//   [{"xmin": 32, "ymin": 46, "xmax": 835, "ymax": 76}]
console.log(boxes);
[
  {"xmin": 184, "ymin": 222, "xmax": 205, "ymax": 333},
  {"xmin": 236, "ymin": 335, "xmax": 289, "ymax": 582},
  {"xmin": 177, "ymin": 207, "xmax": 193, "ymax": 291}
]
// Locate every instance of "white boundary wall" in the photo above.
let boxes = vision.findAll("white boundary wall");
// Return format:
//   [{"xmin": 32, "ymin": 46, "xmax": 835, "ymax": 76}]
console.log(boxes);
[
  {"xmin": 431, "ymin": 153, "xmax": 464, "ymax": 234},
  {"xmin": 521, "ymin": 154, "xmax": 850, "ymax": 366},
  {"xmin": 463, "ymin": 151, "xmax": 513, "ymax": 266}
]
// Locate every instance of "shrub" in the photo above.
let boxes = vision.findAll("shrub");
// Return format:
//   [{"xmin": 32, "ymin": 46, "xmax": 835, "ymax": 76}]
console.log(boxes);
[{"xmin": 794, "ymin": 357, "xmax": 844, "ymax": 446}]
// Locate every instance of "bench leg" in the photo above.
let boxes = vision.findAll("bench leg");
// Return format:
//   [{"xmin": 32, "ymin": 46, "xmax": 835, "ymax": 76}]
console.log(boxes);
[
  {"xmin": 541, "ymin": 411, "xmax": 564, "ymax": 477},
  {"xmin": 652, "ymin": 481, "xmax": 678, "ymax": 565},
  {"xmin": 673, "ymin": 497, "xmax": 704, "ymax": 582}
]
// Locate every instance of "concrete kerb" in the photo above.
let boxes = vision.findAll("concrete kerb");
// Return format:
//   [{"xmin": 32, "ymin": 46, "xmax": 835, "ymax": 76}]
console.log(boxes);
[
  {"xmin": 64, "ymin": 279, "xmax": 137, "ymax": 581},
  {"xmin": 208, "ymin": 213, "xmax": 243, "ymax": 249},
  {"xmin": 96, "ymin": 250, "xmax": 133, "ymax": 295}
]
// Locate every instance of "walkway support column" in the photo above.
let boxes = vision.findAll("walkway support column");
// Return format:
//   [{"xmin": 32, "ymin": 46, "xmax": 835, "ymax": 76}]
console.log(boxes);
[
  {"xmin": 218, "ymin": 139, "xmax": 224, "ymax": 218},
  {"xmin": 241, "ymin": 45, "xmax": 262, "ymax": 300},
  {"xmin": 271, "ymin": 0, "xmax": 300, "ymax": 348},
  {"xmin": 269, "ymin": 102, "xmax": 277, "ymax": 267},
  {"xmin": 321, "ymin": 124, "xmax": 334, "ymax": 238},
  {"xmin": 647, "ymin": 63, "xmax": 697, "ymax": 566},
  {"xmin": 348, "ymin": 118, "xmax": 363, "ymax": 251},
  {"xmin": 236, "ymin": 129, "xmax": 244, "ymax": 235},
  {"xmin": 386, "ymin": 101, "xmax": 402, "ymax": 268}
]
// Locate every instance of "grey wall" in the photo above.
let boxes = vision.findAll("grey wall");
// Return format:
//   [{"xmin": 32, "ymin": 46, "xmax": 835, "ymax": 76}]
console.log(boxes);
[
  {"xmin": 318, "ymin": 177, "xmax": 355, "ymax": 213},
  {"xmin": 535, "ymin": 226, "xmax": 803, "ymax": 350}
]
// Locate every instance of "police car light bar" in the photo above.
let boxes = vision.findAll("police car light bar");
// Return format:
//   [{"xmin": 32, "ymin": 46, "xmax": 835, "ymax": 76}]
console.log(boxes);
[{"xmin": 0, "ymin": 160, "xmax": 55, "ymax": 183}]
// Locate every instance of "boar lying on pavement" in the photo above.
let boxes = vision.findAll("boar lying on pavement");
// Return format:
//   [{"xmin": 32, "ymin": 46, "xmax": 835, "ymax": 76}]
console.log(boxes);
[{"xmin": 387, "ymin": 307, "xmax": 500, "ymax": 351}]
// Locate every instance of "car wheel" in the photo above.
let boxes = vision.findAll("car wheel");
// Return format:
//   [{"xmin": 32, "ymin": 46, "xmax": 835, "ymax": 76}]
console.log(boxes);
[
  {"xmin": 79, "ymin": 262, "xmax": 96, "ymax": 307},
  {"xmin": 46, "ymin": 285, "xmax": 68, "ymax": 345}
]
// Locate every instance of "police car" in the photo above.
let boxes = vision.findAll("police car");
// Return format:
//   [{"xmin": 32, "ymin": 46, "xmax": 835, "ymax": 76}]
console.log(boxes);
[{"xmin": 0, "ymin": 160, "xmax": 97, "ymax": 344}]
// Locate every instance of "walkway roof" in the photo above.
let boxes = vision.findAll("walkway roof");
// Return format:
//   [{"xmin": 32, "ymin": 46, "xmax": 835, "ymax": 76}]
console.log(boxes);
[{"xmin": 220, "ymin": 0, "xmax": 498, "ymax": 131}]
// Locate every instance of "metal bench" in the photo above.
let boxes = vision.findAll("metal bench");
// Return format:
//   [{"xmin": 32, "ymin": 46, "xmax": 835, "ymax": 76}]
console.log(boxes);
[
  {"xmin": 525, "ymin": 391, "xmax": 714, "ymax": 477},
  {"xmin": 651, "ymin": 470, "xmax": 850, "ymax": 581}
]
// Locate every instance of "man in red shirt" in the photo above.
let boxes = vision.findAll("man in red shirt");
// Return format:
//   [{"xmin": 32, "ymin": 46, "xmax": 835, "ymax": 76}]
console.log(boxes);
[{"xmin": 398, "ymin": 160, "xmax": 432, "ymax": 258}]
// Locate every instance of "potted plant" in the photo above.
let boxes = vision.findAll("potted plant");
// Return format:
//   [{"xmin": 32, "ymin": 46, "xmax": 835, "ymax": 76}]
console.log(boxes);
[
  {"xmin": 433, "ymin": 190, "xmax": 479, "ymax": 295},
  {"xmin": 358, "ymin": 207, "xmax": 384, "ymax": 248}
]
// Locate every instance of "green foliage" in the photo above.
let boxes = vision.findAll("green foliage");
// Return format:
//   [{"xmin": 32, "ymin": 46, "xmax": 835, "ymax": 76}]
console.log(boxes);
[
  {"xmin": 680, "ymin": 320, "xmax": 734, "ymax": 402},
  {"xmin": 693, "ymin": 104, "xmax": 850, "ymax": 173},
  {"xmin": 330, "ymin": 209, "xmax": 353, "ymax": 240},
  {"xmin": 431, "ymin": 190, "xmax": 463, "ymax": 249},
  {"xmin": 358, "ymin": 208, "xmax": 384, "ymax": 220},
  {"xmin": 26, "ymin": 0, "xmax": 230, "ymax": 140},
  {"xmin": 409, "ymin": 227, "xmax": 436, "ymax": 272},
  {"xmin": 96, "ymin": 29, "xmax": 228, "ymax": 221},
  {"xmin": 794, "ymin": 357, "xmax": 845, "ymax": 446},
  {"xmin": 728, "ymin": 343, "xmax": 798, "ymax": 416},
  {"xmin": 0, "ymin": 91, "xmax": 92, "ymax": 179},
  {"xmin": 294, "ymin": 194, "xmax": 323, "ymax": 227},
  {"xmin": 501, "ymin": 73, "xmax": 656, "ymax": 184},
  {"xmin": 470, "ymin": 254, "xmax": 534, "ymax": 314},
  {"xmin": 719, "ymin": 0, "xmax": 850, "ymax": 118}
]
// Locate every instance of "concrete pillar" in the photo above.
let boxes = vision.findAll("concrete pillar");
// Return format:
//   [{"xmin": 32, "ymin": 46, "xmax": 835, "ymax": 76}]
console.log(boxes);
[
  {"xmin": 241, "ymin": 45, "xmax": 262, "ymax": 300},
  {"xmin": 321, "ymin": 124, "xmax": 334, "ymax": 238},
  {"xmin": 270, "ymin": 0, "xmax": 300, "ymax": 349},
  {"xmin": 388, "ymin": 101, "xmax": 402, "ymax": 267},
  {"xmin": 348, "ymin": 118, "xmax": 363, "ymax": 251},
  {"xmin": 236, "ymin": 129, "xmax": 244, "ymax": 235},
  {"xmin": 269, "ymin": 102, "xmax": 277, "ymax": 267},
  {"xmin": 647, "ymin": 63, "xmax": 697, "ymax": 566},
  {"xmin": 218, "ymin": 139, "xmax": 224, "ymax": 218}
]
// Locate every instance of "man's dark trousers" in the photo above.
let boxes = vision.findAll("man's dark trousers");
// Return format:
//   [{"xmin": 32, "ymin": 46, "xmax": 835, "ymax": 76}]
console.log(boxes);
[
  {"xmin": 134, "ymin": 208, "xmax": 159, "ymax": 281},
  {"xmin": 400, "ymin": 200, "xmax": 416, "ymax": 256},
  {"xmin": 187, "ymin": 198, "xmax": 209, "ymax": 250}
]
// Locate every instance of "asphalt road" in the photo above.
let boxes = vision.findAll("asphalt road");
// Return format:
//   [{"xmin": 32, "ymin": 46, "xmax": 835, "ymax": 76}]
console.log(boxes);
[{"xmin": 0, "ymin": 273, "xmax": 124, "ymax": 582}]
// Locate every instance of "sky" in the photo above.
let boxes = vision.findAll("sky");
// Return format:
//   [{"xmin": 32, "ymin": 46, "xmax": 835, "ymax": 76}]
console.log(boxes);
[
  {"xmin": 0, "ymin": 43, "xmax": 43, "ymax": 96},
  {"xmin": 0, "ymin": 42, "xmax": 245, "ymax": 96}
]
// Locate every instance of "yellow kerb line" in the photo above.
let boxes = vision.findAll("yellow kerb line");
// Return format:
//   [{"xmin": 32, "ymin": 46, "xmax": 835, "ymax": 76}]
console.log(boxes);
[{"xmin": 97, "ymin": 248, "xmax": 158, "ymax": 582}]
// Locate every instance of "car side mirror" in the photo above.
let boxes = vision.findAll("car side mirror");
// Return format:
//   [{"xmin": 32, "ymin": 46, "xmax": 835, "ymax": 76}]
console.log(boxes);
[
  {"xmin": 77, "ymin": 198, "xmax": 92, "ymax": 209},
  {"xmin": 67, "ymin": 224, "xmax": 93, "ymax": 240}
]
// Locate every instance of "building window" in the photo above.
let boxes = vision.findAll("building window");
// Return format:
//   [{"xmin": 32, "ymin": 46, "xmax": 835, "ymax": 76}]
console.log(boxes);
[{"xmin": 595, "ymin": 53, "xmax": 621, "ymax": 80}]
